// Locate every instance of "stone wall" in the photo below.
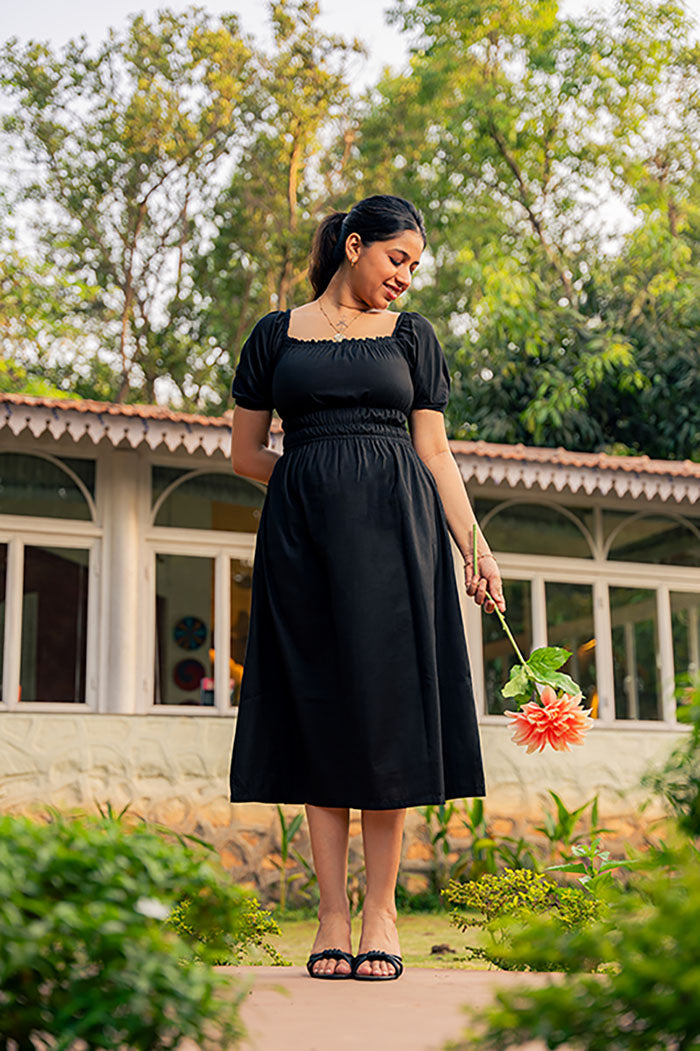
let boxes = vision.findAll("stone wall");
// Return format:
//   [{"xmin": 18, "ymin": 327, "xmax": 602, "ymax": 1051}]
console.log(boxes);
[{"xmin": 0, "ymin": 712, "xmax": 684, "ymax": 905}]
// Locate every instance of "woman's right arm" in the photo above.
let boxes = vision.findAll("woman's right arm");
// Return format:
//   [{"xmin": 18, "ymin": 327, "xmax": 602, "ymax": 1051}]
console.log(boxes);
[{"xmin": 230, "ymin": 406, "xmax": 282, "ymax": 485}]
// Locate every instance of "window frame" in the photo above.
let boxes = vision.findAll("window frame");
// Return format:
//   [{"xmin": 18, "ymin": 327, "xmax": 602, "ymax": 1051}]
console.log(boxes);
[
  {"xmin": 468, "ymin": 507, "xmax": 700, "ymax": 729},
  {"xmin": 144, "ymin": 532, "xmax": 256, "ymax": 716},
  {"xmin": 0, "ymin": 529, "xmax": 100, "ymax": 711}
]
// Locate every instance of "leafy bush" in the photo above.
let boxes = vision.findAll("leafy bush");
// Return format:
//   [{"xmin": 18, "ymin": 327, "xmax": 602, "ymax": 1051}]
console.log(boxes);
[
  {"xmin": 641, "ymin": 675, "xmax": 700, "ymax": 838},
  {"xmin": 442, "ymin": 867, "xmax": 603, "ymax": 971},
  {"xmin": 0, "ymin": 805, "xmax": 286, "ymax": 1050},
  {"xmin": 455, "ymin": 841, "xmax": 700, "ymax": 1049}
]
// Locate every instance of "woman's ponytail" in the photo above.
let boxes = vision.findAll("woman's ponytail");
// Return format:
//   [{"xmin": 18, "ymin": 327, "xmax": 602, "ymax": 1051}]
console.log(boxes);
[
  {"xmin": 307, "ymin": 195, "xmax": 426, "ymax": 300},
  {"xmin": 308, "ymin": 211, "xmax": 348, "ymax": 298}
]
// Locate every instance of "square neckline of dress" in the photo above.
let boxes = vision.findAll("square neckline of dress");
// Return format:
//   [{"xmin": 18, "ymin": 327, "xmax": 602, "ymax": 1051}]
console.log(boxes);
[{"xmin": 284, "ymin": 306, "xmax": 406, "ymax": 344}]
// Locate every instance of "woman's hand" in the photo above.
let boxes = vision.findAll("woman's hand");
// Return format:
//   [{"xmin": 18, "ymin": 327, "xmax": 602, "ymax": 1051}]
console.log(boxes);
[{"xmin": 464, "ymin": 553, "xmax": 506, "ymax": 615}]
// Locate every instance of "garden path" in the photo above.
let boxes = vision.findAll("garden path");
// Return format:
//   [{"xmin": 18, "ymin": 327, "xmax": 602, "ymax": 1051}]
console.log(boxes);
[{"xmin": 192, "ymin": 965, "xmax": 567, "ymax": 1050}]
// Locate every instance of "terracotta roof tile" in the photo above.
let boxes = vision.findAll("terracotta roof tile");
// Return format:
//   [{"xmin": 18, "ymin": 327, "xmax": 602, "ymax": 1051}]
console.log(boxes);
[
  {"xmin": 1, "ymin": 392, "xmax": 697, "ymax": 478},
  {"xmin": 450, "ymin": 439, "xmax": 700, "ymax": 478}
]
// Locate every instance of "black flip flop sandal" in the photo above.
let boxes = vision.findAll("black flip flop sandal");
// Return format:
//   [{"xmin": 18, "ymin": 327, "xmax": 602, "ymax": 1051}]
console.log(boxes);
[
  {"xmin": 352, "ymin": 949, "xmax": 403, "ymax": 980},
  {"xmin": 306, "ymin": 947, "xmax": 355, "ymax": 979}
]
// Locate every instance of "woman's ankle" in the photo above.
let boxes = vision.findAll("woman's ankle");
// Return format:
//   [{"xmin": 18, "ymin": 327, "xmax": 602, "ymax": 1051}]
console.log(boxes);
[
  {"xmin": 360, "ymin": 899, "xmax": 398, "ymax": 923},
  {"xmin": 317, "ymin": 903, "xmax": 351, "ymax": 924}
]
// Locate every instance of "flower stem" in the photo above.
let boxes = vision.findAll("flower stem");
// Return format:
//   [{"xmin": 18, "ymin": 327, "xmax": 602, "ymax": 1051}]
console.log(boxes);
[{"xmin": 473, "ymin": 524, "xmax": 527, "ymax": 665}]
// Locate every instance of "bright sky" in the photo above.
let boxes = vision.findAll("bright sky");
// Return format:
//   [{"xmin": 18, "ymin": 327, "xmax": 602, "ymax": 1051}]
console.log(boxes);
[
  {"xmin": 3, "ymin": 0, "xmax": 698, "ymax": 258},
  {"xmin": 4, "ymin": 0, "xmax": 700, "ymax": 90}
]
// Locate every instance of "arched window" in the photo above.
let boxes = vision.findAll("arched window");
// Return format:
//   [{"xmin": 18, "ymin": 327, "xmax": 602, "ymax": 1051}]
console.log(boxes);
[
  {"xmin": 606, "ymin": 513, "xmax": 700, "ymax": 566},
  {"xmin": 475, "ymin": 499, "xmax": 594, "ymax": 558},
  {"xmin": 0, "ymin": 453, "xmax": 94, "ymax": 521},
  {"xmin": 152, "ymin": 469, "xmax": 265, "ymax": 532}
]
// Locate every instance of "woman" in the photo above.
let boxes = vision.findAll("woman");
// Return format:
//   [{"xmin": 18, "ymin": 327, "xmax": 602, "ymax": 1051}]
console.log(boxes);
[{"xmin": 228, "ymin": 194, "xmax": 505, "ymax": 982}]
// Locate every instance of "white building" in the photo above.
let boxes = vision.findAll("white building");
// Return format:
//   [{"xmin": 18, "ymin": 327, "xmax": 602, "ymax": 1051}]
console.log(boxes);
[{"xmin": 1, "ymin": 391, "xmax": 697, "ymax": 886}]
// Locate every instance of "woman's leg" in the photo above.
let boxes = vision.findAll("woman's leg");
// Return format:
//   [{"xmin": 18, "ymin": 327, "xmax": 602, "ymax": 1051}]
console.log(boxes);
[
  {"xmin": 355, "ymin": 807, "xmax": 406, "ymax": 976},
  {"xmin": 305, "ymin": 804, "xmax": 353, "ymax": 975}
]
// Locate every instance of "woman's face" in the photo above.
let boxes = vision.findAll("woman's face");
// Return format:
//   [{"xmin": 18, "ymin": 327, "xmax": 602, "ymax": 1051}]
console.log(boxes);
[{"xmin": 345, "ymin": 228, "xmax": 424, "ymax": 309}]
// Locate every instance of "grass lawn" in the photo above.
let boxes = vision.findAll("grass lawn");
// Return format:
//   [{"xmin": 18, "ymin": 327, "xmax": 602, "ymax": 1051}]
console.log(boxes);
[{"xmin": 245, "ymin": 909, "xmax": 487, "ymax": 969}]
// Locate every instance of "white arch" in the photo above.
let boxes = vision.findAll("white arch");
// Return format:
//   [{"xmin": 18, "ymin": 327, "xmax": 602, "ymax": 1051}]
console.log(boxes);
[
  {"xmin": 150, "ymin": 467, "xmax": 266, "ymax": 527},
  {"xmin": 0, "ymin": 450, "xmax": 97, "ymax": 522},
  {"xmin": 604, "ymin": 510, "xmax": 700, "ymax": 562},
  {"xmin": 480, "ymin": 497, "xmax": 596, "ymax": 557}
]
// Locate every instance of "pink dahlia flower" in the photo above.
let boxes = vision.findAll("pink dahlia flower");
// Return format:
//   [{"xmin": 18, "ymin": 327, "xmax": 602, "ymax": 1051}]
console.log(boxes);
[{"xmin": 505, "ymin": 685, "xmax": 594, "ymax": 753}]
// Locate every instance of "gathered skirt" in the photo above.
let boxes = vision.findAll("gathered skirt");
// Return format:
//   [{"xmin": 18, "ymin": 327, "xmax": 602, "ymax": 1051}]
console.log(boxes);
[{"xmin": 229, "ymin": 405, "xmax": 486, "ymax": 809}]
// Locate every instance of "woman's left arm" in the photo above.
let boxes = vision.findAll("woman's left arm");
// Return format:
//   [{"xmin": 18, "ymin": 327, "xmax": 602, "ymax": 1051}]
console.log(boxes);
[{"xmin": 409, "ymin": 409, "xmax": 506, "ymax": 615}]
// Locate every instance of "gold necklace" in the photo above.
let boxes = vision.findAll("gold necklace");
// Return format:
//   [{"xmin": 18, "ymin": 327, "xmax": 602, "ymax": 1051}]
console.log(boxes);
[{"xmin": 318, "ymin": 297, "xmax": 374, "ymax": 342}]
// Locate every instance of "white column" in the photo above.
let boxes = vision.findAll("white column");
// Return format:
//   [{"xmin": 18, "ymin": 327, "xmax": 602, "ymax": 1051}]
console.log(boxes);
[
  {"xmin": 593, "ymin": 578, "xmax": 615, "ymax": 723},
  {"xmin": 531, "ymin": 575, "xmax": 547, "ymax": 651},
  {"xmin": 624, "ymin": 620, "xmax": 638, "ymax": 719},
  {"xmin": 656, "ymin": 584, "xmax": 677, "ymax": 723},
  {"xmin": 100, "ymin": 450, "xmax": 144, "ymax": 714},
  {"xmin": 2, "ymin": 538, "xmax": 23, "ymax": 705},
  {"xmin": 214, "ymin": 551, "xmax": 230, "ymax": 711},
  {"xmin": 689, "ymin": 605, "xmax": 699, "ymax": 677}
]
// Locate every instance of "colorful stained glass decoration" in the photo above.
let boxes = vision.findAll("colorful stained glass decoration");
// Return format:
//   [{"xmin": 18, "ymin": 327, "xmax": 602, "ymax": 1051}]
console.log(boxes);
[
  {"xmin": 173, "ymin": 658, "xmax": 205, "ymax": 691},
  {"xmin": 173, "ymin": 615, "xmax": 207, "ymax": 651}
]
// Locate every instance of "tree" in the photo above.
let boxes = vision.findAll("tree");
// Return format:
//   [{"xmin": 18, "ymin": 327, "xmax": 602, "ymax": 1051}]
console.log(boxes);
[
  {"xmin": 1, "ymin": 5, "xmax": 257, "ymax": 402},
  {"xmin": 173, "ymin": 0, "xmax": 366, "ymax": 411}
]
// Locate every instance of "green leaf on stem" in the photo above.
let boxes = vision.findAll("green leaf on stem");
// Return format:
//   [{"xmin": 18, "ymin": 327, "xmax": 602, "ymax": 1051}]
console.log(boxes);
[
  {"xmin": 526, "ymin": 647, "xmax": 572, "ymax": 675},
  {"xmin": 502, "ymin": 664, "xmax": 532, "ymax": 698}
]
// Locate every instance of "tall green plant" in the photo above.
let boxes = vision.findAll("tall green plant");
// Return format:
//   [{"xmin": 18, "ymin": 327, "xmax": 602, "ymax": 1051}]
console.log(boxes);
[
  {"xmin": 641, "ymin": 675, "xmax": 700, "ymax": 837},
  {"xmin": 272, "ymin": 804, "xmax": 305, "ymax": 911},
  {"xmin": 535, "ymin": 790, "xmax": 610, "ymax": 861},
  {"xmin": 419, "ymin": 802, "xmax": 460, "ymax": 892}
]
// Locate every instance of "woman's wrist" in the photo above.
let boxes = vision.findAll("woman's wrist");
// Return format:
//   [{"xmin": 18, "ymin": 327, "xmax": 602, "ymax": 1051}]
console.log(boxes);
[{"xmin": 463, "ymin": 548, "xmax": 494, "ymax": 564}]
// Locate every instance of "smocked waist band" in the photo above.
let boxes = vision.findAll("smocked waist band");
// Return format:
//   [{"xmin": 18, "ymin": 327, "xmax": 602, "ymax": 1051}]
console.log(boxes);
[{"xmin": 281, "ymin": 406, "xmax": 412, "ymax": 451}]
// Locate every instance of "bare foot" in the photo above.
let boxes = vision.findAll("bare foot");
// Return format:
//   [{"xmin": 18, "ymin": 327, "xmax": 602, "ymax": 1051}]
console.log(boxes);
[
  {"xmin": 355, "ymin": 903, "xmax": 401, "ymax": 977},
  {"xmin": 309, "ymin": 908, "xmax": 353, "ymax": 976}
]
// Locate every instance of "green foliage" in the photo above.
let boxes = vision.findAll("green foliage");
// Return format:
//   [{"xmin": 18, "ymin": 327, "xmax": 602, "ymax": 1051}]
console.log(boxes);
[
  {"xmin": 545, "ymin": 834, "xmax": 642, "ymax": 896},
  {"xmin": 0, "ymin": 804, "xmax": 286, "ymax": 1049},
  {"xmin": 2, "ymin": 0, "xmax": 698, "ymax": 457},
  {"xmin": 456, "ymin": 842, "xmax": 700, "ymax": 1049},
  {"xmin": 270, "ymin": 804, "xmax": 305, "ymax": 911},
  {"xmin": 641, "ymin": 675, "xmax": 700, "ymax": 838},
  {"xmin": 442, "ymin": 867, "xmax": 603, "ymax": 971},
  {"xmin": 535, "ymin": 789, "xmax": 610, "ymax": 860},
  {"xmin": 418, "ymin": 802, "xmax": 463, "ymax": 892},
  {"xmin": 502, "ymin": 645, "xmax": 579, "ymax": 706}
]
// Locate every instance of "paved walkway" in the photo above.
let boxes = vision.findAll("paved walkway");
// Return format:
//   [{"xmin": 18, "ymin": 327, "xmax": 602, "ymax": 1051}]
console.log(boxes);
[{"xmin": 209, "ymin": 965, "xmax": 560, "ymax": 1051}]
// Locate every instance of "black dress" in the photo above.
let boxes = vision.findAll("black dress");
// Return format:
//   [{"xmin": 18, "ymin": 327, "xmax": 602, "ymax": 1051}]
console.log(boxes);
[{"xmin": 228, "ymin": 308, "xmax": 486, "ymax": 810}]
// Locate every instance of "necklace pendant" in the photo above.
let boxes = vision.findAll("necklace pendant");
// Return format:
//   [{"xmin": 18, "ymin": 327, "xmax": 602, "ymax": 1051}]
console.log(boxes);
[{"xmin": 334, "ymin": 331, "xmax": 344, "ymax": 341}]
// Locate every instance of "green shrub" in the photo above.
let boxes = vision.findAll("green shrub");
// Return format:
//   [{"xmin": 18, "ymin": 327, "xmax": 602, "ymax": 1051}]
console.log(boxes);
[
  {"xmin": 442, "ymin": 867, "xmax": 603, "ymax": 971},
  {"xmin": 0, "ymin": 806, "xmax": 285, "ymax": 1050},
  {"xmin": 642, "ymin": 675, "xmax": 700, "ymax": 838},
  {"xmin": 455, "ymin": 841, "xmax": 700, "ymax": 1049}
]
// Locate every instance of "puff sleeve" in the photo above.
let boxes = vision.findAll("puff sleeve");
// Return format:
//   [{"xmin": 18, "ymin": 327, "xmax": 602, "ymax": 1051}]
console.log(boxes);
[
  {"xmin": 230, "ymin": 311, "xmax": 282, "ymax": 411},
  {"xmin": 407, "ymin": 312, "xmax": 451, "ymax": 412}
]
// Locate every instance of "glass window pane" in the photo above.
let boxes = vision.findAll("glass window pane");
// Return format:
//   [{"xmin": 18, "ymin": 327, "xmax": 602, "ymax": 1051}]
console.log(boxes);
[
  {"xmin": 153, "ymin": 471, "xmax": 265, "ymax": 533},
  {"xmin": 0, "ymin": 543, "xmax": 6, "ymax": 702},
  {"xmin": 474, "ymin": 499, "xmax": 592, "ymax": 558},
  {"xmin": 545, "ymin": 582, "xmax": 598, "ymax": 716},
  {"xmin": 483, "ymin": 579, "xmax": 532, "ymax": 715},
  {"xmin": 20, "ymin": 546, "xmax": 89, "ymax": 702},
  {"xmin": 610, "ymin": 586, "xmax": 661, "ymax": 720},
  {"xmin": 607, "ymin": 514, "xmax": 700, "ymax": 566},
  {"xmin": 0, "ymin": 454, "xmax": 92, "ymax": 521},
  {"xmin": 155, "ymin": 553, "xmax": 214, "ymax": 706},
  {"xmin": 229, "ymin": 557, "xmax": 252, "ymax": 707},
  {"xmin": 671, "ymin": 592, "xmax": 700, "ymax": 709},
  {"xmin": 57, "ymin": 457, "xmax": 96, "ymax": 497}
]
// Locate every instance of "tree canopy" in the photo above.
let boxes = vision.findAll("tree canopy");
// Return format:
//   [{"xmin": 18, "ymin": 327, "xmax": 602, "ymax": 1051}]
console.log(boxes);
[{"xmin": 0, "ymin": 0, "xmax": 698, "ymax": 460}]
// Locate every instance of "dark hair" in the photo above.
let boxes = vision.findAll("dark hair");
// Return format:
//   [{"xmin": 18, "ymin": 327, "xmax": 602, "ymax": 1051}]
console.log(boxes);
[{"xmin": 308, "ymin": 194, "xmax": 426, "ymax": 298}]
